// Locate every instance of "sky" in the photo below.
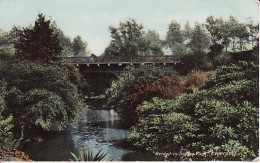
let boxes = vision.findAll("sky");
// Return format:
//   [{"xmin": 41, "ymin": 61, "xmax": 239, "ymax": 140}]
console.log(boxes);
[{"xmin": 0, "ymin": 0, "xmax": 259, "ymax": 55}]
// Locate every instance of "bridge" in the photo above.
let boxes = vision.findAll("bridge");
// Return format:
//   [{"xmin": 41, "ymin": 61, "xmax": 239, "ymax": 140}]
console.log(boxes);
[
  {"xmin": 62, "ymin": 55, "xmax": 180, "ymax": 65},
  {"xmin": 62, "ymin": 55, "xmax": 180, "ymax": 75}
]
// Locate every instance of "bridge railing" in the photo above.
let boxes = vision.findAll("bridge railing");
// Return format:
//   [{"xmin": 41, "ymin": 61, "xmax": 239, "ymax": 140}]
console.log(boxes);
[{"xmin": 62, "ymin": 55, "xmax": 180, "ymax": 64}]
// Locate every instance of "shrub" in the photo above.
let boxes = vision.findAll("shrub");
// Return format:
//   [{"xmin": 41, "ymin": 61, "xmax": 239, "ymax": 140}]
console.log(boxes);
[
  {"xmin": 70, "ymin": 148, "xmax": 113, "ymax": 161},
  {"xmin": 176, "ymin": 53, "xmax": 206, "ymax": 74},
  {"xmin": 182, "ymin": 70, "xmax": 216, "ymax": 90},
  {"xmin": 129, "ymin": 60, "xmax": 259, "ymax": 160},
  {"xmin": 130, "ymin": 103, "xmax": 199, "ymax": 153},
  {"xmin": 0, "ymin": 58, "xmax": 87, "ymax": 136},
  {"xmin": 105, "ymin": 65, "xmax": 182, "ymax": 127},
  {"xmin": 0, "ymin": 81, "xmax": 20, "ymax": 152}
]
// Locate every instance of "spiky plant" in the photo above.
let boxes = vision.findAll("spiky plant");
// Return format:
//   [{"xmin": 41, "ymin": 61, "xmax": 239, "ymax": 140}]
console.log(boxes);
[{"xmin": 70, "ymin": 148, "xmax": 113, "ymax": 161}]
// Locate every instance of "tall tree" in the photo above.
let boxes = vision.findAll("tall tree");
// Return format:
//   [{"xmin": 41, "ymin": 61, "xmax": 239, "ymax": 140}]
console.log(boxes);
[
  {"xmin": 187, "ymin": 22, "xmax": 210, "ymax": 54},
  {"xmin": 225, "ymin": 16, "xmax": 249, "ymax": 51},
  {"xmin": 183, "ymin": 21, "xmax": 192, "ymax": 41},
  {"xmin": 205, "ymin": 16, "xmax": 224, "ymax": 44},
  {"xmin": 165, "ymin": 20, "xmax": 186, "ymax": 55},
  {"xmin": 72, "ymin": 35, "xmax": 88, "ymax": 56},
  {"xmin": 104, "ymin": 19, "xmax": 146, "ymax": 56},
  {"xmin": 15, "ymin": 14, "xmax": 62, "ymax": 62},
  {"xmin": 246, "ymin": 17, "xmax": 259, "ymax": 49},
  {"xmin": 144, "ymin": 30, "xmax": 163, "ymax": 56},
  {"xmin": 51, "ymin": 22, "xmax": 74, "ymax": 57}
]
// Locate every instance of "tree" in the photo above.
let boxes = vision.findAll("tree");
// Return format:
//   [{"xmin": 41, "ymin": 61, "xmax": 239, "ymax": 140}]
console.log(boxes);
[
  {"xmin": 205, "ymin": 16, "xmax": 224, "ymax": 45},
  {"xmin": 0, "ymin": 58, "xmax": 87, "ymax": 136},
  {"xmin": 15, "ymin": 13, "xmax": 62, "ymax": 62},
  {"xmin": 183, "ymin": 21, "xmax": 192, "ymax": 41},
  {"xmin": 187, "ymin": 22, "xmax": 210, "ymax": 54},
  {"xmin": 246, "ymin": 18, "xmax": 259, "ymax": 49},
  {"xmin": 223, "ymin": 16, "xmax": 249, "ymax": 51},
  {"xmin": 0, "ymin": 81, "xmax": 20, "ymax": 152},
  {"xmin": 72, "ymin": 35, "xmax": 88, "ymax": 56},
  {"xmin": 165, "ymin": 20, "xmax": 186, "ymax": 55},
  {"xmin": 51, "ymin": 22, "xmax": 74, "ymax": 57},
  {"xmin": 104, "ymin": 19, "xmax": 146, "ymax": 56},
  {"xmin": 144, "ymin": 30, "xmax": 163, "ymax": 56}
]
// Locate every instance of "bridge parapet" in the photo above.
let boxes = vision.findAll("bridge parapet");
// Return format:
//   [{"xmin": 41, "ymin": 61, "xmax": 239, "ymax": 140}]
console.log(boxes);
[{"xmin": 62, "ymin": 55, "xmax": 180, "ymax": 65}]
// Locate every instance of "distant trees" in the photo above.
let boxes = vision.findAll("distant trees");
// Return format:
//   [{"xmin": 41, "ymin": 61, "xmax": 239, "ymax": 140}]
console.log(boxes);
[
  {"xmin": 205, "ymin": 16, "xmax": 258, "ymax": 52},
  {"xmin": 187, "ymin": 22, "xmax": 210, "ymax": 54},
  {"xmin": 11, "ymin": 14, "xmax": 90, "ymax": 61},
  {"xmin": 165, "ymin": 20, "xmax": 186, "ymax": 55},
  {"xmin": 104, "ymin": 16, "xmax": 258, "ymax": 57},
  {"xmin": 163, "ymin": 16, "xmax": 258, "ymax": 56},
  {"xmin": 144, "ymin": 30, "xmax": 163, "ymax": 56},
  {"xmin": 72, "ymin": 35, "xmax": 88, "ymax": 56},
  {"xmin": 104, "ymin": 19, "xmax": 164, "ymax": 57},
  {"xmin": 104, "ymin": 19, "xmax": 146, "ymax": 56},
  {"xmin": 15, "ymin": 14, "xmax": 62, "ymax": 62}
]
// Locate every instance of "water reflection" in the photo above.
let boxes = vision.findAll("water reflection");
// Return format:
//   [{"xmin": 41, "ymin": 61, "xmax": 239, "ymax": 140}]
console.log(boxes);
[
  {"xmin": 71, "ymin": 109, "xmax": 130, "ymax": 161},
  {"xmin": 22, "ymin": 109, "xmax": 133, "ymax": 161}
]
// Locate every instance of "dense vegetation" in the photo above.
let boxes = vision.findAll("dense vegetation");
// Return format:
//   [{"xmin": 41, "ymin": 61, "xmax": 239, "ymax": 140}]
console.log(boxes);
[
  {"xmin": 0, "ymin": 12, "xmax": 258, "ymax": 161},
  {"xmin": 104, "ymin": 16, "xmax": 259, "ymax": 160},
  {"xmin": 105, "ymin": 49, "xmax": 258, "ymax": 160},
  {"xmin": 103, "ymin": 16, "xmax": 258, "ymax": 57},
  {"xmin": 129, "ymin": 58, "xmax": 258, "ymax": 160},
  {"xmin": 0, "ymin": 14, "xmax": 88, "ymax": 155},
  {"xmin": 105, "ymin": 65, "xmax": 183, "ymax": 127}
]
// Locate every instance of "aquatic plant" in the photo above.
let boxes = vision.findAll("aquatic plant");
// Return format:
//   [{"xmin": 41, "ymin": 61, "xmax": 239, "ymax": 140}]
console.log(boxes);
[{"xmin": 70, "ymin": 148, "xmax": 113, "ymax": 161}]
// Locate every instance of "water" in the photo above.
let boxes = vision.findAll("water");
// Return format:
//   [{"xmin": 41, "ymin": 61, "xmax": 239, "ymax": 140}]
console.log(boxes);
[{"xmin": 21, "ymin": 109, "xmax": 155, "ymax": 161}]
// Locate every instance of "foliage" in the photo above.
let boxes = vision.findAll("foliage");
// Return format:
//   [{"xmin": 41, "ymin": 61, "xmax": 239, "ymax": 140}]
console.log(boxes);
[
  {"xmin": 72, "ymin": 35, "xmax": 88, "ymax": 56},
  {"xmin": 0, "ymin": 81, "xmax": 20, "ymax": 152},
  {"xmin": 130, "ymin": 99, "xmax": 199, "ymax": 153},
  {"xmin": 182, "ymin": 70, "xmax": 216, "ymax": 90},
  {"xmin": 0, "ymin": 58, "xmax": 87, "ymax": 135},
  {"xmin": 129, "ymin": 58, "xmax": 259, "ymax": 160},
  {"xmin": 165, "ymin": 20, "xmax": 186, "ymax": 55},
  {"xmin": 105, "ymin": 65, "xmax": 181, "ymax": 127},
  {"xmin": 144, "ymin": 30, "xmax": 164, "ymax": 56},
  {"xmin": 104, "ymin": 19, "xmax": 164, "ymax": 56},
  {"xmin": 187, "ymin": 22, "xmax": 210, "ymax": 54},
  {"xmin": 119, "ymin": 76, "xmax": 186, "ymax": 126},
  {"xmin": 205, "ymin": 16, "xmax": 258, "ymax": 52},
  {"xmin": 176, "ymin": 53, "xmax": 211, "ymax": 74},
  {"xmin": 70, "ymin": 148, "xmax": 112, "ymax": 161},
  {"xmin": 50, "ymin": 22, "xmax": 75, "ymax": 57},
  {"xmin": 104, "ymin": 19, "xmax": 146, "ymax": 56},
  {"xmin": 14, "ymin": 14, "xmax": 62, "ymax": 62}
]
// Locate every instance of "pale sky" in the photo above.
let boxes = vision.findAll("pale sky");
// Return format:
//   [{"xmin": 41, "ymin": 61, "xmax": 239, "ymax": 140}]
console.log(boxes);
[{"xmin": 0, "ymin": 0, "xmax": 258, "ymax": 55}]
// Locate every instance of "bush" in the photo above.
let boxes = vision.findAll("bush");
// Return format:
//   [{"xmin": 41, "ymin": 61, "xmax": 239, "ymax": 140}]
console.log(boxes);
[
  {"xmin": 182, "ymin": 70, "xmax": 216, "ymax": 90},
  {"xmin": 129, "ymin": 60, "xmax": 259, "ymax": 160},
  {"xmin": 105, "ymin": 65, "xmax": 182, "ymax": 127},
  {"xmin": 130, "ymin": 99, "xmax": 199, "ymax": 153},
  {"xmin": 0, "ymin": 81, "xmax": 20, "ymax": 152},
  {"xmin": 176, "ymin": 53, "xmax": 206, "ymax": 74},
  {"xmin": 0, "ymin": 58, "xmax": 87, "ymax": 136}
]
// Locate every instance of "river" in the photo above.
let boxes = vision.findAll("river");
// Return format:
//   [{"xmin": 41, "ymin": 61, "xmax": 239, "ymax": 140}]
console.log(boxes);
[{"xmin": 21, "ymin": 109, "xmax": 155, "ymax": 161}]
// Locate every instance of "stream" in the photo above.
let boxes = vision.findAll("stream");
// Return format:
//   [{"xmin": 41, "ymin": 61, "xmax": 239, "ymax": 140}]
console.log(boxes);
[{"xmin": 21, "ymin": 109, "xmax": 155, "ymax": 161}]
